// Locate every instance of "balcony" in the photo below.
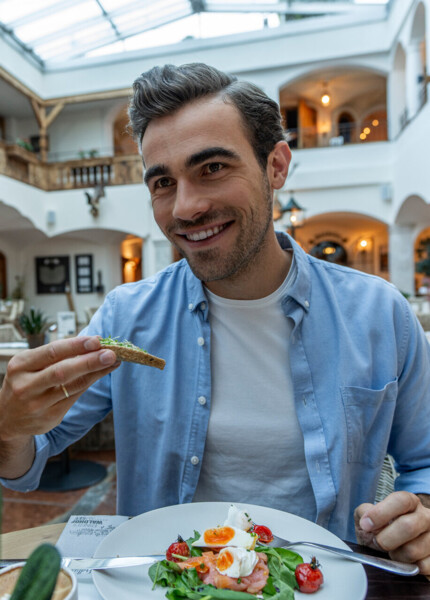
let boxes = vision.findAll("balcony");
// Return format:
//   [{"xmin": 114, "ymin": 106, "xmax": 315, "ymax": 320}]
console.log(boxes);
[
  {"xmin": 0, "ymin": 141, "xmax": 143, "ymax": 191},
  {"xmin": 285, "ymin": 117, "xmax": 388, "ymax": 150}
]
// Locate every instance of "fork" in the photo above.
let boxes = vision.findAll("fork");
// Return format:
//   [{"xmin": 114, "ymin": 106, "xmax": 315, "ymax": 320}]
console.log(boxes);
[{"xmin": 258, "ymin": 532, "xmax": 419, "ymax": 576}]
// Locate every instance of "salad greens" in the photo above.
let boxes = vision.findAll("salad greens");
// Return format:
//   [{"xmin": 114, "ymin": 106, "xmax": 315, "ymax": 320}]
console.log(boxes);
[
  {"xmin": 149, "ymin": 531, "xmax": 303, "ymax": 600},
  {"xmin": 99, "ymin": 336, "xmax": 148, "ymax": 353}
]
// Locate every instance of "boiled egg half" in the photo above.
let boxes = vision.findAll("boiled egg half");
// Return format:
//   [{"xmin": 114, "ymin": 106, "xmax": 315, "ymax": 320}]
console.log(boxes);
[
  {"xmin": 216, "ymin": 547, "xmax": 259, "ymax": 578},
  {"xmin": 191, "ymin": 526, "xmax": 257, "ymax": 550},
  {"xmin": 223, "ymin": 504, "xmax": 253, "ymax": 531}
]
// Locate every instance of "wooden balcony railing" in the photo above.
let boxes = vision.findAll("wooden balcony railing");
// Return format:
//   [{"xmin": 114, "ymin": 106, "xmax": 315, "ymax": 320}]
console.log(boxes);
[{"xmin": 0, "ymin": 141, "xmax": 143, "ymax": 191}]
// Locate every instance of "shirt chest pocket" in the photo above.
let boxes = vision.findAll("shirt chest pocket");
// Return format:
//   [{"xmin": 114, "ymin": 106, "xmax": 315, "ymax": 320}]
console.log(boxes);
[{"xmin": 340, "ymin": 379, "xmax": 398, "ymax": 467}]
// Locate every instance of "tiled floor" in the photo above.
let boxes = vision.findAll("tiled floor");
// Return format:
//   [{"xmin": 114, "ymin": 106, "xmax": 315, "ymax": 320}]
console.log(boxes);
[{"xmin": 1, "ymin": 449, "xmax": 116, "ymax": 533}]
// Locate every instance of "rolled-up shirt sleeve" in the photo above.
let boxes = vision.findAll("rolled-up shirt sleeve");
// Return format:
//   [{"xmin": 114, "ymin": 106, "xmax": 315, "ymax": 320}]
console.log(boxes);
[{"xmin": 0, "ymin": 293, "xmax": 115, "ymax": 492}]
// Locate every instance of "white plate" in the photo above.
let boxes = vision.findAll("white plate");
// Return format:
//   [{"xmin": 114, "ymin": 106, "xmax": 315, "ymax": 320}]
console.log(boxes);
[{"xmin": 93, "ymin": 502, "xmax": 367, "ymax": 600}]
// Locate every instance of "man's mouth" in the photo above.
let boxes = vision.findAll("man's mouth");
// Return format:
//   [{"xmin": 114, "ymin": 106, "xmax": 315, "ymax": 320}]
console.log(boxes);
[{"xmin": 184, "ymin": 223, "xmax": 227, "ymax": 242}]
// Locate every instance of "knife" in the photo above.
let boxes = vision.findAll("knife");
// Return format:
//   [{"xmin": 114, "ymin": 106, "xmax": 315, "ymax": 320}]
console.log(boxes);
[{"xmin": 0, "ymin": 555, "xmax": 165, "ymax": 571}]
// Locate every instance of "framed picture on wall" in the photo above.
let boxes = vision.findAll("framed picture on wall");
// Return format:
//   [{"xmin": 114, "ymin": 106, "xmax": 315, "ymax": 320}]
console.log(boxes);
[
  {"xmin": 75, "ymin": 254, "xmax": 94, "ymax": 293},
  {"xmin": 36, "ymin": 256, "xmax": 70, "ymax": 294}
]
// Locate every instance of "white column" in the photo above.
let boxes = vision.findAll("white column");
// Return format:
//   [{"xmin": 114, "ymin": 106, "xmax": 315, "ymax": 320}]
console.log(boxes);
[
  {"xmin": 406, "ymin": 41, "xmax": 424, "ymax": 120},
  {"xmin": 389, "ymin": 224, "xmax": 416, "ymax": 295},
  {"xmin": 142, "ymin": 235, "xmax": 157, "ymax": 279}
]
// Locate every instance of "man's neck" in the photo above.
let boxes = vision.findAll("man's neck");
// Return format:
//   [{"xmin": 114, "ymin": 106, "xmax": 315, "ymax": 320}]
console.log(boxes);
[{"xmin": 204, "ymin": 234, "xmax": 292, "ymax": 300}]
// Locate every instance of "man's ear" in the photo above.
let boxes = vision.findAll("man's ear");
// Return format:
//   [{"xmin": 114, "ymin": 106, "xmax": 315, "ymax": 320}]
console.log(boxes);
[{"xmin": 267, "ymin": 141, "xmax": 292, "ymax": 190}]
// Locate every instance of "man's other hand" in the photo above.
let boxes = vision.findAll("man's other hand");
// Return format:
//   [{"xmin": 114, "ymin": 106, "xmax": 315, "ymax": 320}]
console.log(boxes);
[{"xmin": 354, "ymin": 491, "xmax": 430, "ymax": 577}]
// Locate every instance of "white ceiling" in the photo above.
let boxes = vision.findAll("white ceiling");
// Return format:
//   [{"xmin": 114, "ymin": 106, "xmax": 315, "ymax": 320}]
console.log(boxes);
[{"xmin": 0, "ymin": 0, "xmax": 390, "ymax": 68}]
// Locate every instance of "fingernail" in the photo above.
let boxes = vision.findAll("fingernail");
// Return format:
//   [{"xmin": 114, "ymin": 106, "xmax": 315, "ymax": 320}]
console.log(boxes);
[
  {"xmin": 360, "ymin": 516, "xmax": 375, "ymax": 531},
  {"xmin": 100, "ymin": 350, "xmax": 116, "ymax": 365},
  {"xmin": 84, "ymin": 337, "xmax": 100, "ymax": 351}
]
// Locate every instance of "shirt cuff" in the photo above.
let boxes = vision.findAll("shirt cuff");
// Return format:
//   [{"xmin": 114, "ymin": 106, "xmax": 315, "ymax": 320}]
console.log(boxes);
[
  {"xmin": 0, "ymin": 434, "xmax": 51, "ymax": 492},
  {"xmin": 395, "ymin": 468, "xmax": 430, "ymax": 495}
]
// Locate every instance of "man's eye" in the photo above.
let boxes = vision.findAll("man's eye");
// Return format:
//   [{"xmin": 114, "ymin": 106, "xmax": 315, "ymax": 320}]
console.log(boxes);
[
  {"xmin": 204, "ymin": 162, "xmax": 223, "ymax": 174},
  {"xmin": 154, "ymin": 177, "xmax": 172, "ymax": 189}
]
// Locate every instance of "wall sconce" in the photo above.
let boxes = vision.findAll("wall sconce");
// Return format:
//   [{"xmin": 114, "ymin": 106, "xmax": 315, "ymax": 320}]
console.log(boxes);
[
  {"xmin": 95, "ymin": 270, "xmax": 105, "ymax": 294},
  {"xmin": 46, "ymin": 210, "xmax": 56, "ymax": 227},
  {"xmin": 357, "ymin": 238, "xmax": 372, "ymax": 252},
  {"xmin": 273, "ymin": 193, "xmax": 306, "ymax": 239}
]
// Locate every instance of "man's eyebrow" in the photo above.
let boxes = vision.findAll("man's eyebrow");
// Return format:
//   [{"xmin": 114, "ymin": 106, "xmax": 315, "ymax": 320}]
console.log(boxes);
[
  {"xmin": 144, "ymin": 164, "xmax": 168, "ymax": 186},
  {"xmin": 186, "ymin": 147, "xmax": 240, "ymax": 169}
]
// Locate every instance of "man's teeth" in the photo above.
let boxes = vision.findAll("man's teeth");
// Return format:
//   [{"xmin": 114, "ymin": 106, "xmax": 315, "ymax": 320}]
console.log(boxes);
[{"xmin": 186, "ymin": 224, "xmax": 225, "ymax": 241}]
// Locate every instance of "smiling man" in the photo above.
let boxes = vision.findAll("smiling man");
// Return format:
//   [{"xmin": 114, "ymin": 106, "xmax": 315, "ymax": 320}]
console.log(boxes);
[{"xmin": 1, "ymin": 63, "xmax": 430, "ymax": 576}]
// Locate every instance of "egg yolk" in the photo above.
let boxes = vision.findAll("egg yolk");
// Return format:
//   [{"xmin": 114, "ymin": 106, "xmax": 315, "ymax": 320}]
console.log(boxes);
[
  {"xmin": 203, "ymin": 526, "xmax": 235, "ymax": 545},
  {"xmin": 216, "ymin": 550, "xmax": 234, "ymax": 572}
]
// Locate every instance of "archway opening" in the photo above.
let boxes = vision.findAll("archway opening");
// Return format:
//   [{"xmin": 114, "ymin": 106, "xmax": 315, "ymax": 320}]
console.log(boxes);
[
  {"xmin": 121, "ymin": 235, "xmax": 143, "ymax": 283},
  {"xmin": 296, "ymin": 212, "xmax": 388, "ymax": 277},
  {"xmin": 279, "ymin": 67, "xmax": 387, "ymax": 148}
]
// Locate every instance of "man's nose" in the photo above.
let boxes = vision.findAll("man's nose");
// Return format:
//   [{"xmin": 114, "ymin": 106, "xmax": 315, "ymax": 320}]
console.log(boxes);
[{"xmin": 172, "ymin": 180, "xmax": 212, "ymax": 222}]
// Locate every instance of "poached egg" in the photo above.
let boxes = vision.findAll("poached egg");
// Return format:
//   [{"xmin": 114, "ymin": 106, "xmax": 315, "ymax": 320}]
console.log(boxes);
[{"xmin": 216, "ymin": 547, "xmax": 259, "ymax": 578}]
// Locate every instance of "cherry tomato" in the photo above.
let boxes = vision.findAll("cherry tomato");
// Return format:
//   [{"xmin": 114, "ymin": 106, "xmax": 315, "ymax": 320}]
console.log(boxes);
[
  {"xmin": 165, "ymin": 536, "xmax": 191, "ymax": 562},
  {"xmin": 295, "ymin": 557, "xmax": 324, "ymax": 594},
  {"xmin": 251, "ymin": 524, "xmax": 274, "ymax": 544}
]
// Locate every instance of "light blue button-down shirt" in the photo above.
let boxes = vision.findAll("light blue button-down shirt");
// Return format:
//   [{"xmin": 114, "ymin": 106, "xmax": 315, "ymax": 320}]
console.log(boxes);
[{"xmin": 3, "ymin": 234, "xmax": 430, "ymax": 541}]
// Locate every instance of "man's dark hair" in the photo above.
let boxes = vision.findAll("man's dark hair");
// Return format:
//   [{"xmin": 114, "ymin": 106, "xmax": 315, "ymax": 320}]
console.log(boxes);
[{"xmin": 128, "ymin": 62, "xmax": 285, "ymax": 170}]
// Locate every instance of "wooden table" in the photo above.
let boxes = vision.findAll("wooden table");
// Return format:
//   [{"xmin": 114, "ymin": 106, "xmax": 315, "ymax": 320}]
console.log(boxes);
[{"xmin": 1, "ymin": 525, "xmax": 429, "ymax": 599}]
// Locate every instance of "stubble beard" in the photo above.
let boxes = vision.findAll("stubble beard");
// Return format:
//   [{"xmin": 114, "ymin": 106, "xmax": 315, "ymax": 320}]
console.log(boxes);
[{"xmin": 166, "ymin": 176, "xmax": 274, "ymax": 283}]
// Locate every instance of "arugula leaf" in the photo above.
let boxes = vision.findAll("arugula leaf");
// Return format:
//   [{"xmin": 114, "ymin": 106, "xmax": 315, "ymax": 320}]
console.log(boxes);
[
  {"xmin": 256, "ymin": 547, "xmax": 302, "ymax": 591},
  {"xmin": 149, "ymin": 560, "xmax": 181, "ymax": 588},
  {"xmin": 99, "ymin": 336, "xmax": 147, "ymax": 352},
  {"xmin": 185, "ymin": 531, "xmax": 203, "ymax": 557},
  {"xmin": 262, "ymin": 576, "xmax": 295, "ymax": 600}
]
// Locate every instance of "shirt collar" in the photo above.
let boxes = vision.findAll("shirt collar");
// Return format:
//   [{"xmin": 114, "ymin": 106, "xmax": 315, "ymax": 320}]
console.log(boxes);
[
  {"xmin": 276, "ymin": 231, "xmax": 312, "ymax": 312},
  {"xmin": 182, "ymin": 230, "xmax": 312, "ymax": 313}
]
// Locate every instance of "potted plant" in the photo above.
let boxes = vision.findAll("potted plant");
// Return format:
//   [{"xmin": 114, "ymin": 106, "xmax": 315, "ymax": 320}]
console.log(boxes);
[{"xmin": 18, "ymin": 308, "xmax": 50, "ymax": 348}]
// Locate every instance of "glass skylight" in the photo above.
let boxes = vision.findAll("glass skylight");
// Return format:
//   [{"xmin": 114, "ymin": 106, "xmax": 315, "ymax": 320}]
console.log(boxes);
[{"xmin": 0, "ymin": 0, "xmax": 391, "ymax": 68}]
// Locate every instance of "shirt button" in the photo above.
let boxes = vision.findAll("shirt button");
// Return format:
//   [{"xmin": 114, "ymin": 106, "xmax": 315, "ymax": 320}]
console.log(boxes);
[
  {"xmin": 200, "ymin": 302, "xmax": 206, "ymax": 310},
  {"xmin": 188, "ymin": 303, "xmax": 194, "ymax": 310},
  {"xmin": 304, "ymin": 300, "xmax": 310, "ymax": 308},
  {"xmin": 190, "ymin": 456, "xmax": 200, "ymax": 465},
  {"xmin": 198, "ymin": 396, "xmax": 207, "ymax": 405},
  {"xmin": 197, "ymin": 337, "xmax": 205, "ymax": 346}
]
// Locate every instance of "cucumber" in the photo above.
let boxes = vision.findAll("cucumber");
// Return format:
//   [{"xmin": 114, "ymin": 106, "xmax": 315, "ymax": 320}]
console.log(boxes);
[{"xmin": 10, "ymin": 543, "xmax": 61, "ymax": 600}]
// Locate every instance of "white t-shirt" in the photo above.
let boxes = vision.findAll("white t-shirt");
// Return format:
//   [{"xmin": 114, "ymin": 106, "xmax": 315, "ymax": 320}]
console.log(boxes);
[{"xmin": 194, "ymin": 254, "xmax": 317, "ymax": 520}]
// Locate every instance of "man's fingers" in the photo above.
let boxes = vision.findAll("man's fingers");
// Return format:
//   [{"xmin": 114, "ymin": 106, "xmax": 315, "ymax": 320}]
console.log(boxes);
[
  {"xmin": 15, "ymin": 346, "xmax": 118, "ymax": 399},
  {"xmin": 7, "ymin": 336, "xmax": 102, "ymax": 373},
  {"xmin": 375, "ymin": 506, "xmax": 430, "ymax": 552},
  {"xmin": 358, "ymin": 492, "xmax": 420, "ymax": 533},
  {"xmin": 354, "ymin": 502, "xmax": 380, "ymax": 547},
  {"xmin": 387, "ymin": 531, "xmax": 430, "ymax": 567},
  {"xmin": 4, "ymin": 362, "xmax": 120, "ymax": 438}
]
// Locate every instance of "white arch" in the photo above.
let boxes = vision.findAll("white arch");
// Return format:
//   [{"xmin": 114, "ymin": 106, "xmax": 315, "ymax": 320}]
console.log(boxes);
[
  {"xmin": 395, "ymin": 195, "xmax": 430, "ymax": 228},
  {"xmin": 390, "ymin": 43, "xmax": 407, "ymax": 137},
  {"xmin": 278, "ymin": 62, "xmax": 388, "ymax": 92},
  {"xmin": 410, "ymin": 1, "xmax": 426, "ymax": 43}
]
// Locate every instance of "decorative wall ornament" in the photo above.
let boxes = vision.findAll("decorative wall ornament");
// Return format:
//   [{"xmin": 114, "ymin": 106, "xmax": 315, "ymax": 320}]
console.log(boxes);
[{"xmin": 85, "ymin": 184, "xmax": 105, "ymax": 217}]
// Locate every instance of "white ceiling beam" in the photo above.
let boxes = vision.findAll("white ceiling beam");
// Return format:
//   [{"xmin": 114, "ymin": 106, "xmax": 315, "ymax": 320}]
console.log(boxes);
[
  {"xmin": 6, "ymin": 0, "xmax": 89, "ymax": 28},
  {"xmin": 18, "ymin": 0, "xmax": 188, "ymax": 47},
  {"xmin": 204, "ymin": 2, "xmax": 382, "ymax": 15}
]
